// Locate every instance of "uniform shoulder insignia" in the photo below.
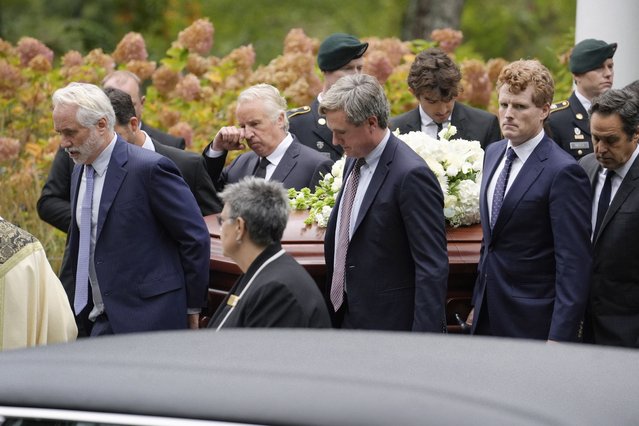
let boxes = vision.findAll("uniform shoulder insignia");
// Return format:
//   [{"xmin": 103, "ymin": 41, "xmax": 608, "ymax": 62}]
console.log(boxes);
[
  {"xmin": 287, "ymin": 105, "xmax": 311, "ymax": 119},
  {"xmin": 550, "ymin": 100, "xmax": 570, "ymax": 113}
]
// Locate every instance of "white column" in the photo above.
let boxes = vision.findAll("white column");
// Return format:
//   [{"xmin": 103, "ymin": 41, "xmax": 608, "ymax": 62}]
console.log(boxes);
[{"xmin": 576, "ymin": 0, "xmax": 639, "ymax": 88}]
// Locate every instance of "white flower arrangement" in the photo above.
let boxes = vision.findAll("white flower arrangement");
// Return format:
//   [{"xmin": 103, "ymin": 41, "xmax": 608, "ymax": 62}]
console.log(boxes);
[{"xmin": 289, "ymin": 125, "xmax": 484, "ymax": 228}]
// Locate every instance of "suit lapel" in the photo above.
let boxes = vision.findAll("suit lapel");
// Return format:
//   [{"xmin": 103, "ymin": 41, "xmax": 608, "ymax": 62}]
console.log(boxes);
[
  {"xmin": 596, "ymin": 155, "xmax": 639, "ymax": 243},
  {"xmin": 96, "ymin": 138, "xmax": 128, "ymax": 241},
  {"xmin": 491, "ymin": 138, "xmax": 549, "ymax": 236},
  {"xmin": 270, "ymin": 141, "xmax": 298, "ymax": 182},
  {"xmin": 352, "ymin": 137, "xmax": 396, "ymax": 235},
  {"xmin": 450, "ymin": 103, "xmax": 468, "ymax": 139}
]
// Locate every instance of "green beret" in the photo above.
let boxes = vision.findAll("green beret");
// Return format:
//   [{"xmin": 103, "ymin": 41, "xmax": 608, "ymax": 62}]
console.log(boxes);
[
  {"xmin": 570, "ymin": 39, "xmax": 617, "ymax": 74},
  {"xmin": 318, "ymin": 33, "xmax": 368, "ymax": 72}
]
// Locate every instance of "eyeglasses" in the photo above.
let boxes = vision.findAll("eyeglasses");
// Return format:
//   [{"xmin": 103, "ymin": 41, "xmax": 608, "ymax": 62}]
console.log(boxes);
[{"xmin": 216, "ymin": 215, "xmax": 236, "ymax": 226}]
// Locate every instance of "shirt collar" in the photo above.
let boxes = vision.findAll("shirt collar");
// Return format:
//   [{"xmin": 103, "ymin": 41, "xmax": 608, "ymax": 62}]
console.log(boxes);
[
  {"xmin": 91, "ymin": 133, "xmax": 117, "ymax": 177},
  {"xmin": 265, "ymin": 133, "xmax": 293, "ymax": 166},
  {"xmin": 575, "ymin": 90, "xmax": 592, "ymax": 113},
  {"xmin": 363, "ymin": 129, "xmax": 390, "ymax": 168},
  {"xmin": 508, "ymin": 129, "xmax": 545, "ymax": 164},
  {"xmin": 140, "ymin": 130, "xmax": 155, "ymax": 152},
  {"xmin": 418, "ymin": 104, "xmax": 451, "ymax": 127}
]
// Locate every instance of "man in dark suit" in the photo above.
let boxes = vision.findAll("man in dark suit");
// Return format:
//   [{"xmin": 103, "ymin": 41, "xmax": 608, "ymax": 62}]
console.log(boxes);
[
  {"xmin": 547, "ymin": 39, "xmax": 617, "ymax": 160},
  {"xmin": 579, "ymin": 89, "xmax": 639, "ymax": 348},
  {"xmin": 203, "ymin": 83, "xmax": 332, "ymax": 192},
  {"xmin": 321, "ymin": 74, "xmax": 449, "ymax": 332},
  {"xmin": 104, "ymin": 87, "xmax": 222, "ymax": 216},
  {"xmin": 288, "ymin": 33, "xmax": 368, "ymax": 161},
  {"xmin": 53, "ymin": 82, "xmax": 210, "ymax": 336},
  {"xmin": 469, "ymin": 60, "xmax": 592, "ymax": 342},
  {"xmin": 102, "ymin": 70, "xmax": 186, "ymax": 149},
  {"xmin": 390, "ymin": 47, "xmax": 501, "ymax": 149}
]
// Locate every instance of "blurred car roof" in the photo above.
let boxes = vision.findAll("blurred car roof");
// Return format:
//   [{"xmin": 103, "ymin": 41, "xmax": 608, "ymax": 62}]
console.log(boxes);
[{"xmin": 1, "ymin": 330, "xmax": 638, "ymax": 425}]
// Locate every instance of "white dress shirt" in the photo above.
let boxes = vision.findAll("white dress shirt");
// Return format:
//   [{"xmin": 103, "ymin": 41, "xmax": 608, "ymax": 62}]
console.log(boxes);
[
  {"xmin": 419, "ymin": 104, "xmax": 450, "ymax": 139},
  {"xmin": 486, "ymin": 130, "xmax": 545, "ymax": 225}
]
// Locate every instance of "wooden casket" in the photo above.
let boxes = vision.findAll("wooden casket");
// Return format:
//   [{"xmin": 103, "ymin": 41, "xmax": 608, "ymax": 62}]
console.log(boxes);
[{"xmin": 204, "ymin": 211, "xmax": 481, "ymax": 332}]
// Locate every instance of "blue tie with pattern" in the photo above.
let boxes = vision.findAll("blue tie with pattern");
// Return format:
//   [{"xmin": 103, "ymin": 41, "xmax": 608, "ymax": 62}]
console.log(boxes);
[
  {"xmin": 74, "ymin": 165, "xmax": 94, "ymax": 314},
  {"xmin": 490, "ymin": 147, "xmax": 517, "ymax": 229}
]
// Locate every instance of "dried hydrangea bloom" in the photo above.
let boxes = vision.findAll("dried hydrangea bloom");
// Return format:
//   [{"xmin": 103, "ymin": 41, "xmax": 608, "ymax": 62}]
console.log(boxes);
[
  {"xmin": 175, "ymin": 73, "xmax": 202, "ymax": 101},
  {"xmin": 16, "ymin": 37, "xmax": 54, "ymax": 67},
  {"xmin": 0, "ymin": 39, "xmax": 15, "ymax": 56},
  {"xmin": 221, "ymin": 45, "xmax": 256, "ymax": 72},
  {"xmin": 459, "ymin": 59, "xmax": 492, "ymax": 109},
  {"xmin": 187, "ymin": 53, "xmax": 211, "ymax": 76},
  {"xmin": 430, "ymin": 28, "xmax": 463, "ymax": 54},
  {"xmin": 125, "ymin": 60, "xmax": 157, "ymax": 81},
  {"xmin": 283, "ymin": 77, "xmax": 316, "ymax": 107},
  {"xmin": 28, "ymin": 54, "xmax": 52, "ymax": 73},
  {"xmin": 0, "ymin": 137, "xmax": 20, "ymax": 162},
  {"xmin": 152, "ymin": 65, "xmax": 181, "ymax": 96},
  {"xmin": 85, "ymin": 49, "xmax": 115, "ymax": 73},
  {"xmin": 160, "ymin": 110, "xmax": 181, "ymax": 129},
  {"xmin": 112, "ymin": 32, "xmax": 148, "ymax": 64},
  {"xmin": 62, "ymin": 50, "xmax": 83, "ymax": 68},
  {"xmin": 283, "ymin": 28, "xmax": 315, "ymax": 55},
  {"xmin": 364, "ymin": 37, "xmax": 409, "ymax": 68},
  {"xmin": 486, "ymin": 58, "xmax": 508, "ymax": 84},
  {"xmin": 364, "ymin": 50, "xmax": 394, "ymax": 84},
  {"xmin": 168, "ymin": 121, "xmax": 193, "ymax": 148},
  {"xmin": 178, "ymin": 18, "xmax": 214, "ymax": 56},
  {"xmin": 0, "ymin": 60, "xmax": 23, "ymax": 97}
]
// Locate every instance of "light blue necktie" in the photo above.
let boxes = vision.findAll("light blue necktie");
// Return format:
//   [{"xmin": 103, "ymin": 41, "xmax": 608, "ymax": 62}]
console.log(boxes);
[
  {"xmin": 490, "ymin": 147, "xmax": 517, "ymax": 229},
  {"xmin": 74, "ymin": 165, "xmax": 94, "ymax": 314}
]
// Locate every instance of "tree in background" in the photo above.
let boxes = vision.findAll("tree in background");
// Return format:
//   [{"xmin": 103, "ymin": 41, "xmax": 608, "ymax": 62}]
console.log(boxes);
[{"xmin": 402, "ymin": 0, "xmax": 465, "ymax": 40}]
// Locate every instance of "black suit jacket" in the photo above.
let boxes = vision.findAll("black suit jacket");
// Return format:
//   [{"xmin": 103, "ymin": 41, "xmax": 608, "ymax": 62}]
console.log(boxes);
[
  {"xmin": 203, "ymin": 135, "xmax": 333, "ymax": 192},
  {"xmin": 580, "ymin": 153, "xmax": 639, "ymax": 347},
  {"xmin": 141, "ymin": 122, "xmax": 186, "ymax": 150},
  {"xmin": 288, "ymin": 98, "xmax": 344, "ymax": 161},
  {"xmin": 547, "ymin": 92, "xmax": 592, "ymax": 160},
  {"xmin": 38, "ymin": 140, "xmax": 218, "ymax": 233},
  {"xmin": 390, "ymin": 102, "xmax": 501, "ymax": 149},
  {"xmin": 207, "ymin": 244, "xmax": 331, "ymax": 329}
]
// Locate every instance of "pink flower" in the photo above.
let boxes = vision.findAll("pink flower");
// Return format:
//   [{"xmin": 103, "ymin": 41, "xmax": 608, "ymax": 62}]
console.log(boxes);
[
  {"xmin": 178, "ymin": 18, "xmax": 214, "ymax": 55},
  {"xmin": 0, "ymin": 60, "xmax": 23, "ymax": 97},
  {"xmin": 186, "ymin": 53, "xmax": 211, "ymax": 76},
  {"xmin": 364, "ymin": 50, "xmax": 394, "ymax": 84},
  {"xmin": 284, "ymin": 28, "xmax": 316, "ymax": 55},
  {"xmin": 430, "ymin": 28, "xmax": 463, "ymax": 54},
  {"xmin": 152, "ymin": 66, "xmax": 180, "ymax": 96},
  {"xmin": 125, "ymin": 60, "xmax": 157, "ymax": 81},
  {"xmin": 459, "ymin": 59, "xmax": 492, "ymax": 109},
  {"xmin": 0, "ymin": 137, "xmax": 20, "ymax": 162},
  {"xmin": 85, "ymin": 49, "xmax": 115, "ymax": 73},
  {"xmin": 112, "ymin": 32, "xmax": 148, "ymax": 64},
  {"xmin": 28, "ymin": 54, "xmax": 52, "ymax": 73},
  {"xmin": 175, "ymin": 73, "xmax": 202, "ymax": 101},
  {"xmin": 62, "ymin": 50, "xmax": 83, "ymax": 68},
  {"xmin": 16, "ymin": 37, "xmax": 54, "ymax": 67}
]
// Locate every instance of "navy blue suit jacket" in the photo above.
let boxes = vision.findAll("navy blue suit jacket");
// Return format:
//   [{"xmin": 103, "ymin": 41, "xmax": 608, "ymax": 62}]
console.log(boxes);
[
  {"xmin": 204, "ymin": 135, "xmax": 333, "ymax": 191},
  {"xmin": 472, "ymin": 136, "xmax": 592, "ymax": 341},
  {"xmin": 324, "ymin": 134, "xmax": 449, "ymax": 331},
  {"xmin": 62, "ymin": 137, "xmax": 210, "ymax": 333}
]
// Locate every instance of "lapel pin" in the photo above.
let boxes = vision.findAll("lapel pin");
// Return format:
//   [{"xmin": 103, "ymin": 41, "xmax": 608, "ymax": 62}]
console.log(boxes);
[{"xmin": 576, "ymin": 113, "xmax": 584, "ymax": 120}]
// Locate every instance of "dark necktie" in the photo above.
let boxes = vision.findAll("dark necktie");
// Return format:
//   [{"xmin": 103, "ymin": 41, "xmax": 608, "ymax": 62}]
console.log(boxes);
[
  {"xmin": 330, "ymin": 158, "xmax": 366, "ymax": 311},
  {"xmin": 594, "ymin": 170, "xmax": 615, "ymax": 238},
  {"xmin": 436, "ymin": 122, "xmax": 443, "ymax": 139},
  {"xmin": 490, "ymin": 147, "xmax": 517, "ymax": 229},
  {"xmin": 74, "ymin": 165, "xmax": 94, "ymax": 314},
  {"xmin": 254, "ymin": 157, "xmax": 270, "ymax": 179}
]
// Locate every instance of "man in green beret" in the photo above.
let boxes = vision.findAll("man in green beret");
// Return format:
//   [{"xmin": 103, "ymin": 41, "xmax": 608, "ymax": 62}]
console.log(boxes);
[
  {"xmin": 288, "ymin": 33, "xmax": 368, "ymax": 162},
  {"xmin": 548, "ymin": 38, "xmax": 617, "ymax": 160}
]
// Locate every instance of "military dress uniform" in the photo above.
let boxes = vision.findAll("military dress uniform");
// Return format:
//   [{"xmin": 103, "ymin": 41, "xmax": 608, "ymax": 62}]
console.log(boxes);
[
  {"xmin": 547, "ymin": 92, "xmax": 592, "ymax": 160},
  {"xmin": 288, "ymin": 98, "xmax": 344, "ymax": 162}
]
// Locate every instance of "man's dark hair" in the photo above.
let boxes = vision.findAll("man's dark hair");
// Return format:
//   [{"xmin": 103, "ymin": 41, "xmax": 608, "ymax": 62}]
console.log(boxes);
[
  {"xmin": 591, "ymin": 89, "xmax": 639, "ymax": 139},
  {"xmin": 623, "ymin": 80, "xmax": 639, "ymax": 98},
  {"xmin": 407, "ymin": 47, "xmax": 462, "ymax": 101},
  {"xmin": 103, "ymin": 87, "xmax": 136, "ymax": 126}
]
